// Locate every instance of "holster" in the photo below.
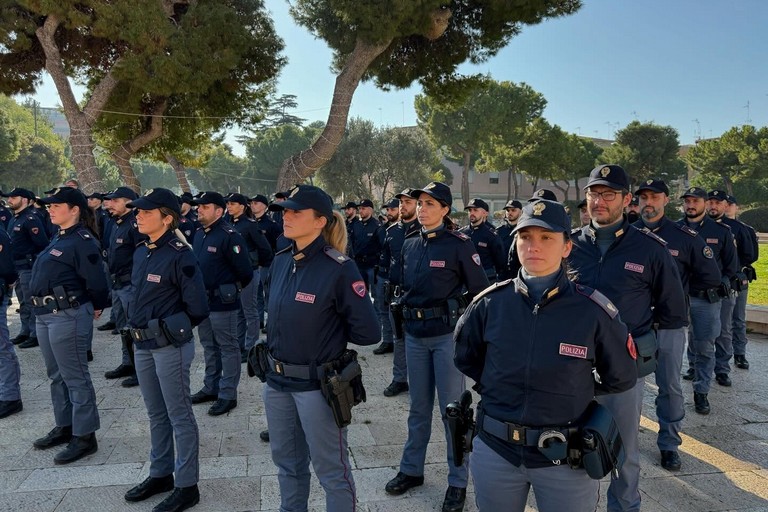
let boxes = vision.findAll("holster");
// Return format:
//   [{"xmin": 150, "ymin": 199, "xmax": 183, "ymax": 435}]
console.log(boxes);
[
  {"xmin": 389, "ymin": 300, "xmax": 405, "ymax": 340},
  {"xmin": 445, "ymin": 294, "xmax": 470, "ymax": 329},
  {"xmin": 732, "ymin": 271, "xmax": 749, "ymax": 292},
  {"xmin": 120, "ymin": 329, "xmax": 136, "ymax": 368},
  {"xmin": 318, "ymin": 350, "xmax": 366, "ymax": 428},
  {"xmin": 746, "ymin": 265, "xmax": 758, "ymax": 282},
  {"xmin": 161, "ymin": 312, "xmax": 193, "ymax": 347},
  {"xmin": 217, "ymin": 283, "xmax": 239, "ymax": 304},
  {"xmin": 633, "ymin": 330, "xmax": 658, "ymax": 378},
  {"xmin": 445, "ymin": 390, "xmax": 475, "ymax": 467},
  {"xmin": 573, "ymin": 401, "xmax": 625, "ymax": 480},
  {"xmin": 246, "ymin": 342, "xmax": 269, "ymax": 382}
]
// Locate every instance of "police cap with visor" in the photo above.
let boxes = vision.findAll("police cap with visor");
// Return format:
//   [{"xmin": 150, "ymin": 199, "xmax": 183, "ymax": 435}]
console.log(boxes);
[
  {"xmin": 268, "ymin": 184, "xmax": 335, "ymax": 223},
  {"xmin": 634, "ymin": 179, "xmax": 669, "ymax": 196},
  {"xmin": 411, "ymin": 182, "xmax": 452, "ymax": 207},
  {"xmin": 465, "ymin": 198, "xmax": 490, "ymax": 211},
  {"xmin": 127, "ymin": 188, "xmax": 181, "ymax": 215},
  {"xmin": 39, "ymin": 186, "xmax": 88, "ymax": 211},
  {"xmin": 192, "ymin": 191, "xmax": 226, "ymax": 208},
  {"xmin": 585, "ymin": 164, "xmax": 630, "ymax": 191},
  {"xmin": 1, "ymin": 187, "xmax": 36, "ymax": 200},
  {"xmin": 104, "ymin": 186, "xmax": 139, "ymax": 201},
  {"xmin": 679, "ymin": 187, "xmax": 708, "ymax": 200},
  {"xmin": 513, "ymin": 199, "xmax": 571, "ymax": 234}
]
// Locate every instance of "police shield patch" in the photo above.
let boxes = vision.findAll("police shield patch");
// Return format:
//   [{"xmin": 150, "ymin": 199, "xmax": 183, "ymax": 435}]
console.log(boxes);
[
  {"xmin": 352, "ymin": 280, "xmax": 367, "ymax": 297},
  {"xmin": 703, "ymin": 246, "xmax": 714, "ymax": 259},
  {"xmin": 627, "ymin": 334, "xmax": 637, "ymax": 360},
  {"xmin": 472, "ymin": 254, "xmax": 481, "ymax": 266},
  {"xmin": 31, "ymin": 227, "xmax": 39, "ymax": 235}
]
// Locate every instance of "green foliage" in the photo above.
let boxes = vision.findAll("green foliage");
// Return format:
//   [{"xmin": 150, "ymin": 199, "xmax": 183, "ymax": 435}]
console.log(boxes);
[
  {"xmin": 600, "ymin": 121, "xmax": 687, "ymax": 186},
  {"xmin": 748, "ymin": 244, "xmax": 768, "ymax": 306},
  {"xmin": 195, "ymin": 143, "xmax": 248, "ymax": 193},
  {"xmin": 0, "ymin": 108, "xmax": 19, "ymax": 161},
  {"xmin": 739, "ymin": 207, "xmax": 768, "ymax": 234}
]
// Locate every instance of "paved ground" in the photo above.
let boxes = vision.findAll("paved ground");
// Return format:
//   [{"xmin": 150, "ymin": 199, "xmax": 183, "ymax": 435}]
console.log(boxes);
[{"xmin": 1, "ymin": 301, "xmax": 767, "ymax": 512}]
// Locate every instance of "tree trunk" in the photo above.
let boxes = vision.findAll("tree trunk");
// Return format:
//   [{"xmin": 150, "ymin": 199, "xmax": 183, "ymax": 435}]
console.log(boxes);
[
  {"xmin": 722, "ymin": 173, "xmax": 734, "ymax": 195},
  {"xmin": 461, "ymin": 149, "xmax": 471, "ymax": 207},
  {"xmin": 166, "ymin": 154, "xmax": 192, "ymax": 192},
  {"xmin": 110, "ymin": 100, "xmax": 168, "ymax": 193},
  {"xmin": 35, "ymin": 15, "xmax": 118, "ymax": 195},
  {"xmin": 506, "ymin": 167, "xmax": 514, "ymax": 202},
  {"xmin": 276, "ymin": 37, "xmax": 392, "ymax": 191}
]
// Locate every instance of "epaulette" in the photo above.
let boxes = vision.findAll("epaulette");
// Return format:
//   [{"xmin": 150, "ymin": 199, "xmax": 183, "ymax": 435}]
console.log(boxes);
[
  {"xmin": 324, "ymin": 246, "xmax": 350, "ymax": 264},
  {"xmin": 77, "ymin": 229, "xmax": 93, "ymax": 240},
  {"xmin": 168, "ymin": 237, "xmax": 188, "ymax": 251},
  {"xmin": 677, "ymin": 224, "xmax": 698, "ymax": 237},
  {"xmin": 575, "ymin": 284, "xmax": 619, "ymax": 319},
  {"xmin": 447, "ymin": 230, "xmax": 471, "ymax": 241},
  {"xmin": 222, "ymin": 225, "xmax": 236, "ymax": 234},
  {"xmin": 636, "ymin": 226, "xmax": 667, "ymax": 246},
  {"xmin": 571, "ymin": 227, "xmax": 581, "ymax": 236},
  {"xmin": 470, "ymin": 279, "xmax": 512, "ymax": 304}
]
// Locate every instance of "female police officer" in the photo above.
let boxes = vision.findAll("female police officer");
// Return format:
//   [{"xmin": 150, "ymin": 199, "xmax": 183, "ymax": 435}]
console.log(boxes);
[
  {"xmin": 385, "ymin": 182, "xmax": 489, "ymax": 512},
  {"xmin": 454, "ymin": 199, "xmax": 637, "ymax": 512},
  {"xmin": 29, "ymin": 187, "xmax": 110, "ymax": 464},
  {"xmin": 262, "ymin": 184, "xmax": 379, "ymax": 512},
  {"xmin": 121, "ymin": 188, "xmax": 209, "ymax": 512}
]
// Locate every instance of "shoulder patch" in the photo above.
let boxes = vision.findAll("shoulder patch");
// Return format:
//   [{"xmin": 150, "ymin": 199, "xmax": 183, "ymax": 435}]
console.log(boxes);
[
  {"xmin": 168, "ymin": 237, "xmax": 188, "ymax": 251},
  {"xmin": 324, "ymin": 246, "xmax": 350, "ymax": 264},
  {"xmin": 448, "ymin": 230, "xmax": 471, "ymax": 241},
  {"xmin": 470, "ymin": 279, "xmax": 512, "ymax": 304},
  {"xmin": 678, "ymin": 224, "xmax": 698, "ymax": 237},
  {"xmin": 77, "ymin": 229, "xmax": 92, "ymax": 240},
  {"xmin": 575, "ymin": 284, "xmax": 619, "ymax": 319},
  {"xmin": 636, "ymin": 226, "xmax": 667, "ymax": 246}
]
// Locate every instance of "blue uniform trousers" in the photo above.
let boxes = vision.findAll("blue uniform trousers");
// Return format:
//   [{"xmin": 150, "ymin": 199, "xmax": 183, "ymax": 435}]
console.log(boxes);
[
  {"xmin": 715, "ymin": 294, "xmax": 736, "ymax": 375},
  {"xmin": 654, "ymin": 327, "xmax": 687, "ymax": 451},
  {"xmin": 257, "ymin": 267, "xmax": 269, "ymax": 326},
  {"xmin": 37, "ymin": 304, "xmax": 100, "ymax": 436},
  {"xmin": 732, "ymin": 284, "xmax": 749, "ymax": 356},
  {"xmin": 240, "ymin": 269, "xmax": 260, "ymax": 351},
  {"xmin": 689, "ymin": 297, "xmax": 721, "ymax": 394},
  {"xmin": 470, "ymin": 437, "xmax": 599, "ymax": 512},
  {"xmin": 375, "ymin": 279, "xmax": 393, "ymax": 345},
  {"xmin": 108, "ymin": 289, "xmax": 123, "ymax": 325},
  {"xmin": 197, "ymin": 310, "xmax": 241, "ymax": 400},
  {"xmin": 391, "ymin": 335, "xmax": 408, "ymax": 384},
  {"xmin": 263, "ymin": 385, "xmax": 356, "ymax": 512},
  {"xmin": 400, "ymin": 332, "xmax": 468, "ymax": 488},
  {"xmin": 135, "ymin": 341, "xmax": 199, "ymax": 488},
  {"xmin": 358, "ymin": 267, "xmax": 381, "ymax": 323},
  {"xmin": 17, "ymin": 269, "xmax": 36, "ymax": 338},
  {"xmin": 0, "ymin": 300, "xmax": 21, "ymax": 401},
  {"xmin": 115, "ymin": 285, "xmax": 135, "ymax": 366},
  {"xmin": 597, "ymin": 378, "xmax": 644, "ymax": 512}
]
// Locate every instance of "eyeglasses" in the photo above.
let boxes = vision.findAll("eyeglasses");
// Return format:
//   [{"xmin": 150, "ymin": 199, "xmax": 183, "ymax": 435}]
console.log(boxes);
[{"xmin": 586, "ymin": 190, "xmax": 619, "ymax": 202}]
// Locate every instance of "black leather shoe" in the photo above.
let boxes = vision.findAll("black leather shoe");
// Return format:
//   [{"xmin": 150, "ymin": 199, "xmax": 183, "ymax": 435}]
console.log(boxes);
[
  {"xmin": 241, "ymin": 351, "xmax": 248, "ymax": 364},
  {"xmin": 87, "ymin": 350, "xmax": 94, "ymax": 362},
  {"xmin": 153, "ymin": 484, "xmax": 200, "ymax": 512},
  {"xmin": 111, "ymin": 328, "xmax": 120, "ymax": 335},
  {"xmin": 11, "ymin": 334, "xmax": 29, "ymax": 345},
  {"xmin": 208, "ymin": 399, "xmax": 237, "ymax": 416},
  {"xmin": 682, "ymin": 367, "xmax": 694, "ymax": 381},
  {"xmin": 125, "ymin": 475, "xmax": 175, "ymax": 502},
  {"xmin": 105, "ymin": 364, "xmax": 135, "ymax": 379},
  {"xmin": 0, "ymin": 400, "xmax": 23, "ymax": 419},
  {"xmin": 734, "ymin": 355, "xmax": 750, "ymax": 370},
  {"xmin": 373, "ymin": 342, "xmax": 394, "ymax": 355},
  {"xmin": 54, "ymin": 433, "xmax": 98, "ymax": 464},
  {"xmin": 190, "ymin": 390, "xmax": 217, "ymax": 404},
  {"xmin": 660, "ymin": 450, "xmax": 682, "ymax": 471},
  {"xmin": 18, "ymin": 337, "xmax": 39, "ymax": 348},
  {"xmin": 97, "ymin": 321, "xmax": 117, "ymax": 331},
  {"xmin": 715, "ymin": 373, "xmax": 732, "ymax": 387},
  {"xmin": 121, "ymin": 375, "xmax": 139, "ymax": 388},
  {"xmin": 694, "ymin": 392, "xmax": 710, "ymax": 415},
  {"xmin": 33, "ymin": 425, "xmax": 73, "ymax": 449},
  {"xmin": 385, "ymin": 472, "xmax": 424, "ymax": 495},
  {"xmin": 383, "ymin": 381, "xmax": 409, "ymax": 397},
  {"xmin": 442, "ymin": 485, "xmax": 466, "ymax": 512},
  {"xmin": 259, "ymin": 430, "xmax": 270, "ymax": 442}
]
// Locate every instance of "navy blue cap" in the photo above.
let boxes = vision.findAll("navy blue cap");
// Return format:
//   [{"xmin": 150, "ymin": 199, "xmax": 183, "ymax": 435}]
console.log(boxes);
[
  {"xmin": 104, "ymin": 186, "xmax": 139, "ymax": 200},
  {"xmin": 39, "ymin": 186, "xmax": 88, "ymax": 211},
  {"xmin": 383, "ymin": 198, "xmax": 400, "ymax": 209},
  {"xmin": 680, "ymin": 187, "xmax": 708, "ymax": 199},
  {"xmin": 269, "ymin": 185, "xmax": 334, "ymax": 222},
  {"xmin": 395, "ymin": 188, "xmax": 416, "ymax": 200},
  {"xmin": 274, "ymin": 190, "xmax": 291, "ymax": 200},
  {"xmin": 514, "ymin": 200, "xmax": 571, "ymax": 234},
  {"xmin": 577, "ymin": 198, "xmax": 587, "ymax": 209},
  {"xmin": 411, "ymin": 182, "xmax": 452, "ymax": 207},
  {"xmin": 43, "ymin": 187, "xmax": 57, "ymax": 195},
  {"xmin": 585, "ymin": 164, "xmax": 630, "ymax": 191},
  {"xmin": 343, "ymin": 201, "xmax": 358, "ymax": 209},
  {"xmin": 635, "ymin": 178, "xmax": 669, "ymax": 196},
  {"xmin": 179, "ymin": 192, "xmax": 195, "ymax": 205},
  {"xmin": 708, "ymin": 190, "xmax": 729, "ymax": 201},
  {"xmin": 225, "ymin": 193, "xmax": 250, "ymax": 206},
  {"xmin": 86, "ymin": 192, "xmax": 104, "ymax": 200},
  {"xmin": 465, "ymin": 198, "xmax": 490, "ymax": 211},
  {"xmin": 629, "ymin": 196, "xmax": 639, "ymax": 206},
  {"xmin": 2, "ymin": 187, "xmax": 36, "ymax": 200},
  {"xmin": 192, "ymin": 191, "xmax": 226, "ymax": 208},
  {"xmin": 504, "ymin": 199, "xmax": 523, "ymax": 210},
  {"xmin": 128, "ymin": 188, "xmax": 181, "ymax": 215},
  {"xmin": 250, "ymin": 194, "xmax": 269, "ymax": 205},
  {"xmin": 357, "ymin": 199, "xmax": 374, "ymax": 208},
  {"xmin": 528, "ymin": 189, "xmax": 558, "ymax": 202},
  {"xmin": 727, "ymin": 195, "xmax": 738, "ymax": 204}
]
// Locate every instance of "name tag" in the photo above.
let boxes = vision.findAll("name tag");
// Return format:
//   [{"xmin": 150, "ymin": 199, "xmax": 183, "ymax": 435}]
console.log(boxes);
[
  {"xmin": 147, "ymin": 274, "xmax": 161, "ymax": 283},
  {"xmin": 706, "ymin": 238, "xmax": 718, "ymax": 244},
  {"xmin": 559, "ymin": 343, "xmax": 588, "ymax": 359},
  {"xmin": 116, "ymin": 238, "xmax": 124, "ymax": 244},
  {"xmin": 624, "ymin": 262, "xmax": 644, "ymax": 273},
  {"xmin": 50, "ymin": 249, "xmax": 62, "ymax": 257},
  {"xmin": 668, "ymin": 249, "xmax": 679, "ymax": 257},
  {"xmin": 478, "ymin": 242, "xmax": 487, "ymax": 247},
  {"xmin": 430, "ymin": 260, "xmax": 446, "ymax": 268},
  {"xmin": 295, "ymin": 292, "xmax": 315, "ymax": 304},
  {"xmin": 207, "ymin": 246, "xmax": 217, "ymax": 253}
]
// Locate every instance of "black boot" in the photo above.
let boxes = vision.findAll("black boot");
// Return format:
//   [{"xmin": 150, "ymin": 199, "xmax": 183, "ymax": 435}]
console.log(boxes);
[
  {"xmin": 373, "ymin": 342, "xmax": 394, "ymax": 355},
  {"xmin": 18, "ymin": 337, "xmax": 39, "ymax": 349},
  {"xmin": 54, "ymin": 433, "xmax": 98, "ymax": 464},
  {"xmin": 442, "ymin": 485, "xmax": 466, "ymax": 512},
  {"xmin": 11, "ymin": 333, "xmax": 29, "ymax": 345},
  {"xmin": 153, "ymin": 484, "xmax": 200, "ymax": 512},
  {"xmin": 33, "ymin": 425, "xmax": 73, "ymax": 449},
  {"xmin": 0, "ymin": 400, "xmax": 23, "ymax": 419},
  {"xmin": 105, "ymin": 364, "xmax": 135, "ymax": 379},
  {"xmin": 694, "ymin": 392, "xmax": 710, "ymax": 415},
  {"xmin": 97, "ymin": 321, "xmax": 117, "ymax": 331},
  {"xmin": 125, "ymin": 475, "xmax": 175, "ymax": 502}
]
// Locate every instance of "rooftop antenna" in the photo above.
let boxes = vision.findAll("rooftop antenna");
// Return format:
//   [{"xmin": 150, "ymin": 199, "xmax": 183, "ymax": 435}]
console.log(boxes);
[
  {"xmin": 743, "ymin": 101, "xmax": 752, "ymax": 124},
  {"xmin": 692, "ymin": 119, "xmax": 701, "ymax": 141}
]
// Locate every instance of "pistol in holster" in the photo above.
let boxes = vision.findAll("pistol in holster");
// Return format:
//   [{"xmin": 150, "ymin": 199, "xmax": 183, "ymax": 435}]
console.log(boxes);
[
  {"xmin": 318, "ymin": 349, "xmax": 366, "ymax": 428},
  {"xmin": 389, "ymin": 297, "xmax": 405, "ymax": 340},
  {"xmin": 119, "ymin": 328, "xmax": 136, "ymax": 368},
  {"xmin": 246, "ymin": 342, "xmax": 269, "ymax": 383},
  {"xmin": 445, "ymin": 390, "xmax": 475, "ymax": 467},
  {"xmin": 445, "ymin": 294, "xmax": 470, "ymax": 329},
  {"xmin": 567, "ymin": 401, "xmax": 625, "ymax": 480}
]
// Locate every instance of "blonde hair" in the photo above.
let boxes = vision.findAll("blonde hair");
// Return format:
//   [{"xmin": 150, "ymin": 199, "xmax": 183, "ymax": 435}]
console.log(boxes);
[{"xmin": 321, "ymin": 211, "xmax": 348, "ymax": 254}]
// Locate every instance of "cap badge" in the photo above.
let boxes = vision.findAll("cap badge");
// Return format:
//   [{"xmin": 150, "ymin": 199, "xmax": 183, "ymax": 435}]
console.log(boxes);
[
  {"xmin": 426, "ymin": 183, "xmax": 436, "ymax": 190},
  {"xmin": 290, "ymin": 186, "xmax": 300, "ymax": 198},
  {"xmin": 532, "ymin": 202, "xmax": 546, "ymax": 216},
  {"xmin": 600, "ymin": 167, "xmax": 611, "ymax": 177},
  {"xmin": 537, "ymin": 190, "xmax": 545, "ymax": 197},
  {"xmin": 689, "ymin": 187, "xmax": 696, "ymax": 193},
  {"xmin": 646, "ymin": 180, "xmax": 653, "ymax": 185},
  {"xmin": 144, "ymin": 189, "xmax": 153, "ymax": 196},
  {"xmin": 52, "ymin": 188, "xmax": 60, "ymax": 195}
]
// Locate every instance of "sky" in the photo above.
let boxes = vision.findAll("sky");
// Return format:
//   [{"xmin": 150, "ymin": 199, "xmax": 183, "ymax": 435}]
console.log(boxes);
[{"xmin": 23, "ymin": 0, "xmax": 768, "ymax": 156}]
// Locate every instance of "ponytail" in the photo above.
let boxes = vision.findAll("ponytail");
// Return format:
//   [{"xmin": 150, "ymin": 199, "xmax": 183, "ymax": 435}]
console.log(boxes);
[
  {"xmin": 443, "ymin": 214, "xmax": 456, "ymax": 231},
  {"xmin": 322, "ymin": 211, "xmax": 348, "ymax": 254},
  {"xmin": 77, "ymin": 204, "xmax": 99, "ymax": 237}
]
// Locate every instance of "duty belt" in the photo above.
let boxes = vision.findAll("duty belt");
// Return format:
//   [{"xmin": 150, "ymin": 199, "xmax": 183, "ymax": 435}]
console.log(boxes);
[
  {"xmin": 479, "ymin": 411, "xmax": 577, "ymax": 446},
  {"xmin": 30, "ymin": 290, "xmax": 86, "ymax": 312},
  {"xmin": 401, "ymin": 305, "xmax": 445, "ymax": 320},
  {"xmin": 266, "ymin": 353, "xmax": 318, "ymax": 380},
  {"xmin": 128, "ymin": 327, "xmax": 158, "ymax": 342}
]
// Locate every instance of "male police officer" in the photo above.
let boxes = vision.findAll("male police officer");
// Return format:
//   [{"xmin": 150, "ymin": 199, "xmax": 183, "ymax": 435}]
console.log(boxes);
[
  {"xmin": 634, "ymin": 179, "xmax": 722, "ymax": 470},
  {"xmin": 249, "ymin": 194, "xmax": 279, "ymax": 334},
  {"xmin": 460, "ymin": 198, "xmax": 505, "ymax": 282},
  {"xmin": 626, "ymin": 195, "xmax": 641, "ymax": 224},
  {"xmin": 352, "ymin": 199, "xmax": 382, "ymax": 294},
  {"xmin": 343, "ymin": 201, "xmax": 359, "ymax": 257},
  {"xmin": 190, "ymin": 192, "xmax": 252, "ymax": 416},
  {"xmin": 679, "ymin": 187, "xmax": 738, "ymax": 413},
  {"xmin": 0, "ymin": 226, "xmax": 22, "ymax": 419},
  {"xmin": 569, "ymin": 165, "xmax": 686, "ymax": 512},
  {"xmin": 496, "ymin": 199, "xmax": 522, "ymax": 272},
  {"xmin": 372, "ymin": 198, "xmax": 401, "ymax": 356},
  {"xmin": 4, "ymin": 187, "xmax": 49, "ymax": 348},
  {"xmin": 577, "ymin": 198, "xmax": 590, "ymax": 227}
]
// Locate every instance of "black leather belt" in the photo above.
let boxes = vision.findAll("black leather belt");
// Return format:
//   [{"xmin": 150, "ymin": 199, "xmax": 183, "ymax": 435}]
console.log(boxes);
[
  {"xmin": 30, "ymin": 293, "xmax": 87, "ymax": 312},
  {"xmin": 266, "ymin": 353, "xmax": 317, "ymax": 380},
  {"xmin": 402, "ymin": 305, "xmax": 445, "ymax": 320},
  {"xmin": 129, "ymin": 327, "xmax": 157, "ymax": 342},
  {"xmin": 480, "ymin": 412, "xmax": 577, "ymax": 447}
]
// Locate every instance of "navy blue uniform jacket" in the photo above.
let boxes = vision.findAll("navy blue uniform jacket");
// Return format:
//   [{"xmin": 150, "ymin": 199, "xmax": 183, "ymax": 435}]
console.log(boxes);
[
  {"xmin": 107, "ymin": 212, "xmax": 145, "ymax": 278},
  {"xmin": 9, "ymin": 206, "xmax": 49, "ymax": 268},
  {"xmin": 679, "ymin": 216, "xmax": 738, "ymax": 281},
  {"xmin": 379, "ymin": 219, "xmax": 420, "ymax": 286},
  {"xmin": 459, "ymin": 221, "xmax": 506, "ymax": 279},
  {"xmin": 231, "ymin": 215, "xmax": 273, "ymax": 269}
]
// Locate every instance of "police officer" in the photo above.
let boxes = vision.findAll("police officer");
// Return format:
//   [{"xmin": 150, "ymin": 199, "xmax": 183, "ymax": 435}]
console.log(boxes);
[
  {"xmin": 569, "ymin": 165, "xmax": 687, "ymax": 512},
  {"xmin": 460, "ymin": 198, "xmax": 506, "ymax": 282},
  {"xmin": 262, "ymin": 184, "xmax": 379, "ymax": 512},
  {"xmin": 626, "ymin": 195, "xmax": 641, "ymax": 224},
  {"xmin": 177, "ymin": 195, "xmax": 201, "ymax": 243},
  {"xmin": 103, "ymin": 186, "xmax": 143, "ymax": 387},
  {"xmin": 528, "ymin": 189, "xmax": 558, "ymax": 202},
  {"xmin": 180, "ymin": 192, "xmax": 198, "ymax": 224},
  {"xmin": 385, "ymin": 182, "xmax": 489, "ymax": 512},
  {"xmin": 225, "ymin": 193, "xmax": 272, "ymax": 358},
  {"xmin": 0, "ymin": 199, "xmax": 12, "ymax": 231},
  {"xmin": 577, "ymin": 198, "xmax": 590, "ymax": 227},
  {"xmin": 190, "ymin": 192, "xmax": 252, "ymax": 416},
  {"xmin": 374, "ymin": 189, "xmax": 421, "ymax": 397},
  {"xmin": 496, "ymin": 199, "xmax": 522, "ymax": 267},
  {"xmin": 249, "ymin": 194, "xmax": 279, "ymax": 333},
  {"xmin": 3, "ymin": 187, "xmax": 49, "ymax": 348},
  {"xmin": 351, "ymin": 198, "xmax": 382, "ymax": 292},
  {"xmin": 86, "ymin": 192, "xmax": 108, "ymax": 240},
  {"xmin": 122, "ymin": 188, "xmax": 209, "ymax": 512},
  {"xmin": 343, "ymin": 201, "xmax": 359, "ymax": 257},
  {"xmin": 0, "ymin": 226, "xmax": 22, "ymax": 419},
  {"xmin": 455, "ymin": 199, "xmax": 637, "ymax": 512},
  {"xmin": 634, "ymin": 179, "xmax": 722, "ymax": 470},
  {"xmin": 372, "ymin": 198, "xmax": 401, "ymax": 356},
  {"xmin": 30, "ymin": 187, "xmax": 110, "ymax": 464},
  {"xmin": 708, "ymin": 190, "xmax": 757, "ymax": 373}
]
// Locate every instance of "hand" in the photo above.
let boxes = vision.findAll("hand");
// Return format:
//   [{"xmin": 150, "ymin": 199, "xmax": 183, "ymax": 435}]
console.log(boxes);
[{"xmin": 93, "ymin": 309, "xmax": 103, "ymax": 320}]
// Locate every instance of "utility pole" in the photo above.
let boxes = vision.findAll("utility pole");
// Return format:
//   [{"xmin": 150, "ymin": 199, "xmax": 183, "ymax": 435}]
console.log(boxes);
[
  {"xmin": 692, "ymin": 119, "xmax": 701, "ymax": 141},
  {"xmin": 743, "ymin": 100, "xmax": 752, "ymax": 124}
]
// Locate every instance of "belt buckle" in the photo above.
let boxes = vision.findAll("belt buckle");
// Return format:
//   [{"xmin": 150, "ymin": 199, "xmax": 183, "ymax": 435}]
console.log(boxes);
[
  {"xmin": 416, "ymin": 310, "xmax": 424, "ymax": 319},
  {"xmin": 274, "ymin": 361, "xmax": 283, "ymax": 375},
  {"xmin": 43, "ymin": 295, "xmax": 55, "ymax": 305},
  {"xmin": 132, "ymin": 329, "xmax": 142, "ymax": 341},
  {"xmin": 509, "ymin": 425, "xmax": 524, "ymax": 444}
]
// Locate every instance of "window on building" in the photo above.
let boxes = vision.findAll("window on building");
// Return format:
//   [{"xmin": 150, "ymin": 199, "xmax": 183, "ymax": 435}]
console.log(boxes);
[{"xmin": 489, "ymin": 172, "xmax": 499, "ymax": 185}]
